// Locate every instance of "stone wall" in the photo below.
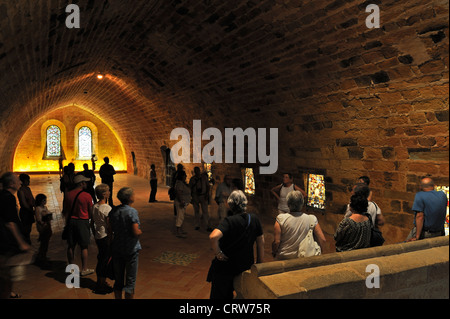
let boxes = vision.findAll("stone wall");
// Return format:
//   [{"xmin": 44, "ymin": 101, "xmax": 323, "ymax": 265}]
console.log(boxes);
[{"xmin": 235, "ymin": 236, "xmax": 449, "ymax": 299}]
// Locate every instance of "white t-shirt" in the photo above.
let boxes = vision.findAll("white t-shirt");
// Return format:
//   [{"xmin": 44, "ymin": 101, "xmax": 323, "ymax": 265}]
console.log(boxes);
[
  {"xmin": 344, "ymin": 201, "xmax": 381, "ymax": 225},
  {"xmin": 35, "ymin": 205, "xmax": 52, "ymax": 233},
  {"xmin": 278, "ymin": 184, "xmax": 295, "ymax": 213},
  {"xmin": 92, "ymin": 203, "xmax": 112, "ymax": 240},
  {"xmin": 276, "ymin": 212, "xmax": 318, "ymax": 260}
]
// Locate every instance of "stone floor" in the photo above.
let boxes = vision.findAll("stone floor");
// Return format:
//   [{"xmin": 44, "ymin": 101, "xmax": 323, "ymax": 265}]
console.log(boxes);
[{"xmin": 12, "ymin": 173, "xmax": 290, "ymax": 299}]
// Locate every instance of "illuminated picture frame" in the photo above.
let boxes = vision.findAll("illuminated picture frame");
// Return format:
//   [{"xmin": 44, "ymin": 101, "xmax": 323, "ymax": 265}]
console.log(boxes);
[{"xmin": 306, "ymin": 173, "xmax": 326, "ymax": 210}]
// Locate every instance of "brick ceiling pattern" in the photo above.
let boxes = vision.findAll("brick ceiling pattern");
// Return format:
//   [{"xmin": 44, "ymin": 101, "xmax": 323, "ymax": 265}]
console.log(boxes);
[{"xmin": 0, "ymin": 0, "xmax": 448, "ymax": 200}]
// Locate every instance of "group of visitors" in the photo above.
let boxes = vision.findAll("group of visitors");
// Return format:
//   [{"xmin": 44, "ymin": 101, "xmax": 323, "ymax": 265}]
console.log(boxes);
[
  {"xmin": 207, "ymin": 172, "xmax": 446, "ymax": 299},
  {"xmin": 0, "ymin": 156, "xmax": 142, "ymax": 299},
  {"xmin": 269, "ymin": 173, "xmax": 447, "ymax": 258},
  {"xmin": 165, "ymin": 164, "xmax": 247, "ymax": 239},
  {"xmin": 0, "ymin": 163, "xmax": 447, "ymax": 300}
]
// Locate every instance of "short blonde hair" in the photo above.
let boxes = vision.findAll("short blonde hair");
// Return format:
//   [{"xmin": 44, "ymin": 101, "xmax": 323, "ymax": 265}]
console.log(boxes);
[{"xmin": 95, "ymin": 184, "xmax": 110, "ymax": 200}]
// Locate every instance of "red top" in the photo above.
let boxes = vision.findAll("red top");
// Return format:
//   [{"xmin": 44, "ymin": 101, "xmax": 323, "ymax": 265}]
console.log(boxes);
[{"xmin": 65, "ymin": 189, "xmax": 93, "ymax": 220}]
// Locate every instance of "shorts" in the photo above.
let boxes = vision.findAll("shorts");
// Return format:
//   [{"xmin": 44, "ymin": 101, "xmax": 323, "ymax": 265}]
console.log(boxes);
[{"xmin": 67, "ymin": 219, "xmax": 91, "ymax": 249}]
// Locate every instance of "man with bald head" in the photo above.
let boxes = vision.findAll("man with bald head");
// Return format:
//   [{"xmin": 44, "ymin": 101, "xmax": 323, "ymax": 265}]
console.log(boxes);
[{"xmin": 407, "ymin": 177, "xmax": 447, "ymax": 241}]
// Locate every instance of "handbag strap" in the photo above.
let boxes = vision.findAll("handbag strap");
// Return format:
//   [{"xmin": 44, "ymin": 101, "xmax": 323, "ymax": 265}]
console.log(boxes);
[
  {"xmin": 364, "ymin": 213, "xmax": 374, "ymax": 228},
  {"xmin": 68, "ymin": 191, "xmax": 83, "ymax": 219},
  {"xmin": 308, "ymin": 214, "xmax": 315, "ymax": 230}
]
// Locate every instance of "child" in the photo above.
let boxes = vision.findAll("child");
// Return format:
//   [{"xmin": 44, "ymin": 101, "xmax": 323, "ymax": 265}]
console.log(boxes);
[
  {"xmin": 34, "ymin": 194, "xmax": 53, "ymax": 266},
  {"xmin": 92, "ymin": 184, "xmax": 113, "ymax": 294}
]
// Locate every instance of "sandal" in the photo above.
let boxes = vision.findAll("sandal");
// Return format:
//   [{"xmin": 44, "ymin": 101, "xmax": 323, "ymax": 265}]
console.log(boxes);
[{"xmin": 10, "ymin": 292, "xmax": 22, "ymax": 299}]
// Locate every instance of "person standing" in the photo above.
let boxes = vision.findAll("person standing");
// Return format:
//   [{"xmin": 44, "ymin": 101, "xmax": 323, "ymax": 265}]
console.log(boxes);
[
  {"xmin": 82, "ymin": 163, "xmax": 97, "ymax": 203},
  {"xmin": 407, "ymin": 177, "xmax": 447, "ymax": 241},
  {"xmin": 17, "ymin": 174, "xmax": 35, "ymax": 245},
  {"xmin": 149, "ymin": 164, "xmax": 158, "ymax": 203},
  {"xmin": 92, "ymin": 184, "xmax": 113, "ymax": 294},
  {"xmin": 91, "ymin": 154, "xmax": 98, "ymax": 171},
  {"xmin": 170, "ymin": 164, "xmax": 185, "ymax": 216},
  {"xmin": 214, "ymin": 175, "xmax": 233, "ymax": 223},
  {"xmin": 174, "ymin": 171, "xmax": 191, "ymax": 238},
  {"xmin": 34, "ymin": 194, "xmax": 53, "ymax": 267},
  {"xmin": 334, "ymin": 194, "xmax": 372, "ymax": 252},
  {"xmin": 0, "ymin": 172, "xmax": 31, "ymax": 299},
  {"xmin": 272, "ymin": 191, "xmax": 326, "ymax": 260},
  {"xmin": 207, "ymin": 190, "xmax": 264, "ymax": 299},
  {"xmin": 189, "ymin": 167, "xmax": 211, "ymax": 231},
  {"xmin": 58, "ymin": 155, "xmax": 64, "ymax": 177},
  {"xmin": 271, "ymin": 173, "xmax": 307, "ymax": 214},
  {"xmin": 344, "ymin": 183, "xmax": 385, "ymax": 227},
  {"xmin": 99, "ymin": 157, "xmax": 116, "ymax": 206},
  {"xmin": 109, "ymin": 187, "xmax": 142, "ymax": 299},
  {"xmin": 63, "ymin": 174, "xmax": 94, "ymax": 276}
]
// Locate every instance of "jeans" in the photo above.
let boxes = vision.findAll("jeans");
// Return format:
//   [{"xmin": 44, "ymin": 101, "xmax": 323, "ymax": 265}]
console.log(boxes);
[{"xmin": 113, "ymin": 251, "xmax": 139, "ymax": 294}]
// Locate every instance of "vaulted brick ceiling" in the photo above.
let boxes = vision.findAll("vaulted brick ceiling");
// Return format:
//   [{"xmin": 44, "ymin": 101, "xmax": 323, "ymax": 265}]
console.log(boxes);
[{"xmin": 0, "ymin": 0, "xmax": 448, "ymax": 214}]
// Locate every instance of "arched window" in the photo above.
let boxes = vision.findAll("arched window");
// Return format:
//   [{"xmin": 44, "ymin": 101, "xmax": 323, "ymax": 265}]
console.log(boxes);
[
  {"xmin": 78, "ymin": 126, "xmax": 92, "ymax": 158},
  {"xmin": 46, "ymin": 125, "xmax": 61, "ymax": 157}
]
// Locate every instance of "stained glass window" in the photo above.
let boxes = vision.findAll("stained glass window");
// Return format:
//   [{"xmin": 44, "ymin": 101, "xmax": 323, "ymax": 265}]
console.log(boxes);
[
  {"xmin": 436, "ymin": 186, "xmax": 449, "ymax": 236},
  {"xmin": 204, "ymin": 163, "xmax": 213, "ymax": 184},
  {"xmin": 46, "ymin": 125, "xmax": 61, "ymax": 157},
  {"xmin": 307, "ymin": 174, "xmax": 326, "ymax": 209},
  {"xmin": 78, "ymin": 126, "xmax": 92, "ymax": 158},
  {"xmin": 244, "ymin": 168, "xmax": 255, "ymax": 195}
]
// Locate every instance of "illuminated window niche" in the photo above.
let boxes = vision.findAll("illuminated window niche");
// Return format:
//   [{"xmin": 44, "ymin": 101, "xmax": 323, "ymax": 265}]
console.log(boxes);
[
  {"xmin": 203, "ymin": 163, "xmax": 213, "ymax": 184},
  {"xmin": 46, "ymin": 125, "xmax": 62, "ymax": 157},
  {"xmin": 242, "ymin": 168, "xmax": 255, "ymax": 195},
  {"xmin": 306, "ymin": 173, "xmax": 326, "ymax": 210},
  {"xmin": 436, "ymin": 185, "xmax": 449, "ymax": 236},
  {"xmin": 74, "ymin": 121, "xmax": 98, "ymax": 160},
  {"xmin": 78, "ymin": 126, "xmax": 93, "ymax": 158}
]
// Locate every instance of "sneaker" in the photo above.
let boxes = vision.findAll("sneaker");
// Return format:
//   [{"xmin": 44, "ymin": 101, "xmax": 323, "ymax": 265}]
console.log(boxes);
[{"xmin": 81, "ymin": 269, "xmax": 94, "ymax": 276}]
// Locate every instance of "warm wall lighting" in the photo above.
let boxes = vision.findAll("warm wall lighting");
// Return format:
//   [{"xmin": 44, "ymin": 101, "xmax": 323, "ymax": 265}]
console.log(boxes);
[{"xmin": 97, "ymin": 74, "xmax": 104, "ymax": 80}]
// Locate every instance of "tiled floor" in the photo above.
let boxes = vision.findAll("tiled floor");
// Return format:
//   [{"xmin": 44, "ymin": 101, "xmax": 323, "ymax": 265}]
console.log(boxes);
[{"xmin": 12, "ymin": 173, "xmax": 282, "ymax": 299}]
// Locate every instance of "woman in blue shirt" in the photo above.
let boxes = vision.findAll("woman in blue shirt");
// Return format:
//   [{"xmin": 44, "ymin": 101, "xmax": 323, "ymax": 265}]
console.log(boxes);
[{"xmin": 109, "ymin": 187, "xmax": 142, "ymax": 299}]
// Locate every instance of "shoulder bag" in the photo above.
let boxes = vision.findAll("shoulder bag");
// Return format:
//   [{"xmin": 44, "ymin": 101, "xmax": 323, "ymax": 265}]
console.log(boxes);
[
  {"xmin": 298, "ymin": 215, "xmax": 321, "ymax": 257},
  {"xmin": 62, "ymin": 191, "xmax": 83, "ymax": 240},
  {"xmin": 364, "ymin": 213, "xmax": 385, "ymax": 247}
]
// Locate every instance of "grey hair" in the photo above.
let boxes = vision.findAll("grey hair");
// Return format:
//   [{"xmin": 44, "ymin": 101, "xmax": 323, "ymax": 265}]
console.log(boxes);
[
  {"xmin": 1, "ymin": 172, "xmax": 17, "ymax": 189},
  {"xmin": 286, "ymin": 190, "xmax": 304, "ymax": 212},
  {"xmin": 227, "ymin": 190, "xmax": 248, "ymax": 214},
  {"xmin": 117, "ymin": 187, "xmax": 134, "ymax": 204}
]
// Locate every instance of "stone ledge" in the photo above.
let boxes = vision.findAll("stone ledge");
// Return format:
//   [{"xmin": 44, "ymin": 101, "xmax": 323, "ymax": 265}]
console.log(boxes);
[
  {"xmin": 250, "ymin": 236, "xmax": 448, "ymax": 277},
  {"xmin": 235, "ymin": 236, "xmax": 449, "ymax": 299}
]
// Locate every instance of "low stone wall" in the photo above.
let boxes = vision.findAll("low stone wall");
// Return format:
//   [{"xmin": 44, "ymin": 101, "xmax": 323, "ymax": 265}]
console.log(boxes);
[{"xmin": 235, "ymin": 236, "xmax": 449, "ymax": 299}]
